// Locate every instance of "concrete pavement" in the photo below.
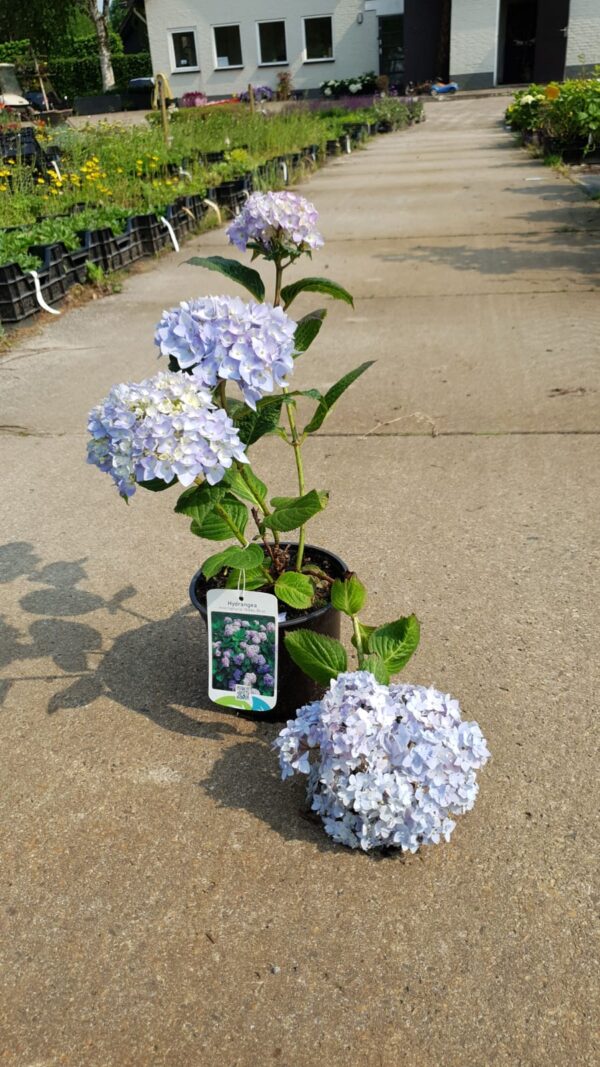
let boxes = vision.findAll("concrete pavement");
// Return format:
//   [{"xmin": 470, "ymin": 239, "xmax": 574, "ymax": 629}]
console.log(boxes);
[{"xmin": 0, "ymin": 98, "xmax": 598, "ymax": 1066}]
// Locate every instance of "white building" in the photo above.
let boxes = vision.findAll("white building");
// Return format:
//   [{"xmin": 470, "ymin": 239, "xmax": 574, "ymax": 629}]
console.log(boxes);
[{"xmin": 144, "ymin": 0, "xmax": 600, "ymax": 97}]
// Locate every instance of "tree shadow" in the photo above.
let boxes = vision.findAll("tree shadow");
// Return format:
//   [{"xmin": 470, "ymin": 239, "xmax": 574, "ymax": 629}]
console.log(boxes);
[
  {"xmin": 0, "ymin": 540, "xmax": 238, "ymax": 739},
  {"xmin": 378, "ymin": 229, "xmax": 600, "ymax": 279}
]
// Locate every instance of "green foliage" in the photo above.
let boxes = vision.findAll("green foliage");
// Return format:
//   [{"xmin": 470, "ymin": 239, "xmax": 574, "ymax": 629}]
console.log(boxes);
[
  {"xmin": 0, "ymin": 40, "xmax": 31, "ymax": 64},
  {"xmin": 366, "ymin": 616, "xmax": 421, "ymax": 674},
  {"xmin": 281, "ymin": 276, "xmax": 353, "ymax": 310},
  {"xmin": 186, "ymin": 255, "xmax": 265, "ymax": 302},
  {"xmin": 293, "ymin": 309, "xmax": 327, "ymax": 356},
  {"xmin": 47, "ymin": 52, "xmax": 151, "ymax": 99},
  {"xmin": 191, "ymin": 500, "xmax": 248, "ymax": 541},
  {"xmin": 201, "ymin": 543, "xmax": 265, "ymax": 579},
  {"xmin": 302, "ymin": 361, "xmax": 374, "ymax": 435},
  {"xmin": 283, "ymin": 630, "xmax": 348, "ymax": 685},
  {"xmin": 263, "ymin": 490, "xmax": 328, "ymax": 533},
  {"xmin": 274, "ymin": 571, "xmax": 314, "ymax": 610},
  {"xmin": 507, "ymin": 79, "xmax": 600, "ymax": 152},
  {"xmin": 330, "ymin": 575, "xmax": 366, "ymax": 616}
]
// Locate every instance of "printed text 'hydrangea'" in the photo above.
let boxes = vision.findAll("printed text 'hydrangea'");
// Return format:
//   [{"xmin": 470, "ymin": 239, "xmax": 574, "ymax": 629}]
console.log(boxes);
[
  {"xmin": 155, "ymin": 295, "xmax": 296, "ymax": 409},
  {"xmin": 87, "ymin": 370, "xmax": 247, "ymax": 499},
  {"xmin": 227, "ymin": 191, "xmax": 324, "ymax": 257},
  {"xmin": 274, "ymin": 671, "xmax": 490, "ymax": 852}
]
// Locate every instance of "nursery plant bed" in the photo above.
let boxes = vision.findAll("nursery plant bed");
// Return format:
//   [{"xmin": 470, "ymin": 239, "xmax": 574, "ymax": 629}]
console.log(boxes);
[{"xmin": 190, "ymin": 543, "xmax": 347, "ymax": 722}]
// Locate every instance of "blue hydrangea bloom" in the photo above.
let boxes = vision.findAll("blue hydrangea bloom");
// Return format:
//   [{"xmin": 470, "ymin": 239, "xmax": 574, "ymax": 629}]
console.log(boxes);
[
  {"xmin": 227, "ymin": 191, "xmax": 324, "ymax": 257},
  {"xmin": 87, "ymin": 370, "xmax": 248, "ymax": 499},
  {"xmin": 155, "ymin": 295, "xmax": 296, "ymax": 409},
  {"xmin": 274, "ymin": 672, "xmax": 490, "ymax": 852}
]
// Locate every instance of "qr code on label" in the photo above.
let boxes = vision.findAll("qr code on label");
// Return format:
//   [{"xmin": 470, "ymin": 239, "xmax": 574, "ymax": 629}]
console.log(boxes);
[{"xmin": 235, "ymin": 685, "xmax": 252, "ymax": 702}]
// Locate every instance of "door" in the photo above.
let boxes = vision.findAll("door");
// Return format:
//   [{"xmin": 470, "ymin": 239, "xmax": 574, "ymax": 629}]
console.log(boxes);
[
  {"xmin": 501, "ymin": 0, "xmax": 538, "ymax": 84},
  {"xmin": 533, "ymin": 0, "xmax": 570, "ymax": 82},
  {"xmin": 378, "ymin": 15, "xmax": 404, "ymax": 82}
]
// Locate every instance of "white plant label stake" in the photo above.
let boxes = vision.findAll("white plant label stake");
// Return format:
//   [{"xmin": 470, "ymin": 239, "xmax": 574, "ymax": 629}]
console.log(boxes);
[{"xmin": 207, "ymin": 587, "xmax": 278, "ymax": 713}]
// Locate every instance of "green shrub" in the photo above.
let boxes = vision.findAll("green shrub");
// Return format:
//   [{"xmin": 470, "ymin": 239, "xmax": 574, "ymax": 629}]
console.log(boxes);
[
  {"xmin": 0, "ymin": 39, "xmax": 31, "ymax": 64},
  {"xmin": 47, "ymin": 52, "xmax": 151, "ymax": 101}
]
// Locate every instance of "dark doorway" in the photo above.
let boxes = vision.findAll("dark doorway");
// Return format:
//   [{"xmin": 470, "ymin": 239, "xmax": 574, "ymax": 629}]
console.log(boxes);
[
  {"xmin": 533, "ymin": 0, "xmax": 570, "ymax": 82},
  {"xmin": 404, "ymin": 0, "xmax": 450, "ymax": 87},
  {"xmin": 500, "ymin": 0, "xmax": 538, "ymax": 84},
  {"xmin": 498, "ymin": 0, "xmax": 570, "ymax": 84},
  {"xmin": 378, "ymin": 15, "xmax": 404, "ymax": 82}
]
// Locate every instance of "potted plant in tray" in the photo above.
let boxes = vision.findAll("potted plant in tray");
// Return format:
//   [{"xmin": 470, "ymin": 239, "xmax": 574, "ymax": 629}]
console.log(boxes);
[{"xmin": 88, "ymin": 189, "xmax": 386, "ymax": 718}]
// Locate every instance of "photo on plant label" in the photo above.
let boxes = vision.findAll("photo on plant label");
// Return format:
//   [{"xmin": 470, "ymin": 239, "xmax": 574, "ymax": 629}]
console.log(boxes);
[{"xmin": 211, "ymin": 612, "xmax": 277, "ymax": 696}]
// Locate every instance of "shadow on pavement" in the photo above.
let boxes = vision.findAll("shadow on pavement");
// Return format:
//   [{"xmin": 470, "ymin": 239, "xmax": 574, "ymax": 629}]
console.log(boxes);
[{"xmin": 0, "ymin": 540, "xmax": 237, "ymax": 739}]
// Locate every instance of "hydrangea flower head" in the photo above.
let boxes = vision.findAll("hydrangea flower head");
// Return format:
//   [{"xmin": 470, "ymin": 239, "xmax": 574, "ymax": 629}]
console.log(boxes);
[
  {"xmin": 87, "ymin": 370, "xmax": 247, "ymax": 499},
  {"xmin": 274, "ymin": 672, "xmax": 490, "ymax": 852},
  {"xmin": 155, "ymin": 295, "xmax": 296, "ymax": 409},
  {"xmin": 227, "ymin": 191, "xmax": 324, "ymax": 258}
]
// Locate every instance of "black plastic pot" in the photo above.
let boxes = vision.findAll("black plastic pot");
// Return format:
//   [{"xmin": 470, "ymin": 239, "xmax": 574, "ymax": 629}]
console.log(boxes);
[{"xmin": 189, "ymin": 543, "xmax": 348, "ymax": 722}]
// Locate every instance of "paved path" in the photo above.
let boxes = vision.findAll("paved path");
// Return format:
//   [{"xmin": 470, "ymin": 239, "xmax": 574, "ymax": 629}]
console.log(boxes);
[{"xmin": 1, "ymin": 98, "xmax": 598, "ymax": 1067}]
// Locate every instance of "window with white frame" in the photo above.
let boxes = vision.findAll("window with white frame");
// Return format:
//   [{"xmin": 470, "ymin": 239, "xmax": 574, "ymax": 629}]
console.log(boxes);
[
  {"xmin": 169, "ymin": 28, "xmax": 199, "ymax": 72},
  {"xmin": 257, "ymin": 20, "xmax": 287, "ymax": 65},
  {"xmin": 303, "ymin": 15, "xmax": 334, "ymax": 61},
  {"xmin": 213, "ymin": 24, "xmax": 243, "ymax": 68}
]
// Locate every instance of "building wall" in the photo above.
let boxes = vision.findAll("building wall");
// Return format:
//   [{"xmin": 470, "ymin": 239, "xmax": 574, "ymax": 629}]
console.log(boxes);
[
  {"xmin": 565, "ymin": 0, "xmax": 600, "ymax": 73},
  {"xmin": 449, "ymin": 0, "xmax": 499, "ymax": 88},
  {"xmin": 145, "ymin": 0, "xmax": 380, "ymax": 98}
]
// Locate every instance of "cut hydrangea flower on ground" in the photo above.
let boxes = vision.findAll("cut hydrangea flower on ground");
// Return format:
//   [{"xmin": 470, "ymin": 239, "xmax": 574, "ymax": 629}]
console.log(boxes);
[
  {"xmin": 274, "ymin": 672, "xmax": 490, "ymax": 852},
  {"xmin": 227, "ymin": 191, "xmax": 324, "ymax": 258},
  {"xmin": 87, "ymin": 371, "xmax": 247, "ymax": 499},
  {"xmin": 155, "ymin": 295, "xmax": 296, "ymax": 410}
]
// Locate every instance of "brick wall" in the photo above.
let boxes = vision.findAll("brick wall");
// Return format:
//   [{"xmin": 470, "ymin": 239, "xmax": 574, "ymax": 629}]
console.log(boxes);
[
  {"xmin": 565, "ymin": 0, "xmax": 600, "ymax": 72},
  {"xmin": 449, "ymin": 0, "xmax": 499, "ymax": 89}
]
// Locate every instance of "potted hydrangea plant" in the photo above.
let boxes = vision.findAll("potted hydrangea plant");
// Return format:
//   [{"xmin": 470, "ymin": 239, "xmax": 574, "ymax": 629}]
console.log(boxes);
[{"xmin": 88, "ymin": 190, "xmax": 383, "ymax": 717}]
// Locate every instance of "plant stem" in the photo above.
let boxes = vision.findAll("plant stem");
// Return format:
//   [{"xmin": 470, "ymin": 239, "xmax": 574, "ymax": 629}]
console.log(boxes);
[
  {"xmin": 214, "ymin": 503, "xmax": 247, "ymax": 546},
  {"xmin": 274, "ymin": 256, "xmax": 308, "ymax": 571},
  {"xmin": 238, "ymin": 464, "xmax": 280, "ymax": 546},
  {"xmin": 218, "ymin": 380, "xmax": 227, "ymax": 409},
  {"xmin": 352, "ymin": 614, "xmax": 364, "ymax": 668}
]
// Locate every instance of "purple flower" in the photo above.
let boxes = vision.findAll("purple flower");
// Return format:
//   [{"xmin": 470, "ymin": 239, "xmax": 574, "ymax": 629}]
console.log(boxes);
[
  {"xmin": 155, "ymin": 295, "xmax": 296, "ymax": 410},
  {"xmin": 87, "ymin": 371, "xmax": 248, "ymax": 499},
  {"xmin": 263, "ymin": 673, "xmax": 274, "ymax": 688},
  {"xmin": 227, "ymin": 191, "xmax": 324, "ymax": 258},
  {"xmin": 274, "ymin": 673, "xmax": 490, "ymax": 852}
]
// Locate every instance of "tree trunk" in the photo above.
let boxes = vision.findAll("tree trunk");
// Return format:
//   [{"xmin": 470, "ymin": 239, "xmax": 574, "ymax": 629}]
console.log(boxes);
[{"xmin": 86, "ymin": 0, "xmax": 115, "ymax": 92}]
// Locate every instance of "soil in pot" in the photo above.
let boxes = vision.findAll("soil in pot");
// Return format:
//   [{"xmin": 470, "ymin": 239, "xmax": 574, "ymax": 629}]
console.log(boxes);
[{"xmin": 190, "ymin": 543, "xmax": 348, "ymax": 722}]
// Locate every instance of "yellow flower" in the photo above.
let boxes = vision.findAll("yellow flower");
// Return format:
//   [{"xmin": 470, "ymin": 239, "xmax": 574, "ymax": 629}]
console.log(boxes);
[
  {"xmin": 0, "ymin": 183, "xmax": 6, "ymax": 191},
  {"xmin": 545, "ymin": 84, "xmax": 560, "ymax": 100},
  {"xmin": 116, "ymin": 167, "xmax": 123, "ymax": 173},
  {"xmin": 7, "ymin": 159, "xmax": 15, "ymax": 165},
  {"xmin": 37, "ymin": 177, "xmax": 45, "ymax": 184}
]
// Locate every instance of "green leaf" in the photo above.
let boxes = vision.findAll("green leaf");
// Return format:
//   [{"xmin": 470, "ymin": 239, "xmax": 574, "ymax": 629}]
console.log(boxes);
[
  {"xmin": 330, "ymin": 574, "xmax": 366, "ymax": 616},
  {"xmin": 362, "ymin": 653, "xmax": 390, "ymax": 684},
  {"xmin": 174, "ymin": 483, "xmax": 228, "ymax": 524},
  {"xmin": 225, "ymin": 567, "xmax": 268, "ymax": 591},
  {"xmin": 270, "ymin": 495, "xmax": 296, "ymax": 508},
  {"xmin": 281, "ymin": 277, "xmax": 354, "ymax": 310},
  {"xmin": 264, "ymin": 489, "xmax": 328, "ymax": 533},
  {"xmin": 185, "ymin": 255, "xmax": 265, "ymax": 302},
  {"xmin": 138, "ymin": 477, "xmax": 176, "ymax": 492},
  {"xmin": 351, "ymin": 621, "xmax": 376, "ymax": 651},
  {"xmin": 294, "ymin": 309, "xmax": 327, "ymax": 356},
  {"xmin": 283, "ymin": 629, "xmax": 347, "ymax": 685},
  {"xmin": 202, "ymin": 543, "xmax": 265, "ymax": 580},
  {"xmin": 367, "ymin": 615, "xmax": 421, "ymax": 674},
  {"xmin": 236, "ymin": 397, "xmax": 286, "ymax": 446},
  {"xmin": 223, "ymin": 467, "xmax": 267, "ymax": 508},
  {"xmin": 303, "ymin": 361, "xmax": 375, "ymax": 435},
  {"xmin": 191, "ymin": 499, "xmax": 248, "ymax": 541},
  {"xmin": 274, "ymin": 572, "xmax": 314, "ymax": 610}
]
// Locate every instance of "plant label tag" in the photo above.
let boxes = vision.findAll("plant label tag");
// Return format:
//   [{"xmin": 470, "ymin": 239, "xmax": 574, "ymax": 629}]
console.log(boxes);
[{"xmin": 206, "ymin": 588, "xmax": 278, "ymax": 712}]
